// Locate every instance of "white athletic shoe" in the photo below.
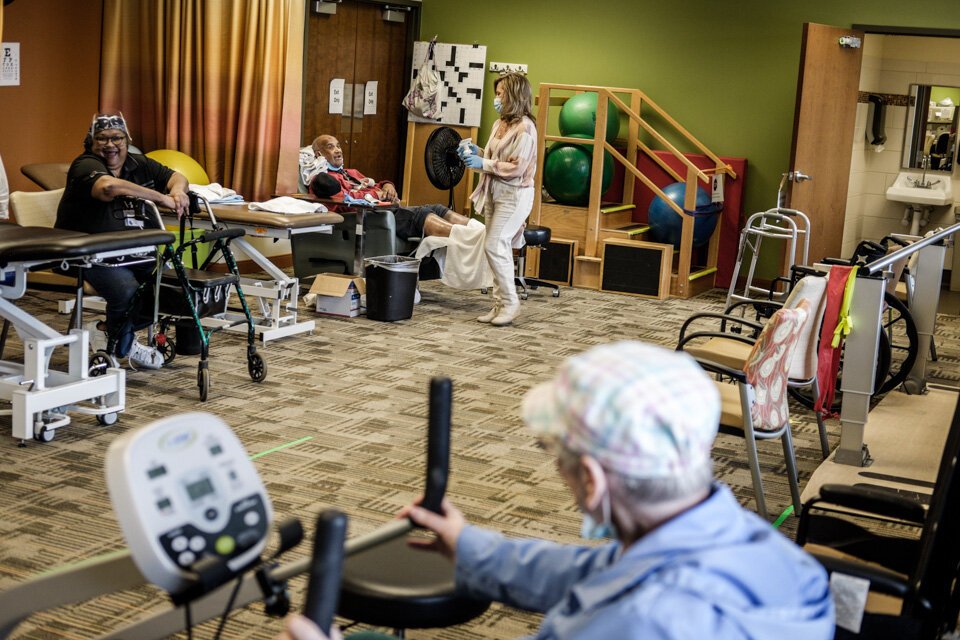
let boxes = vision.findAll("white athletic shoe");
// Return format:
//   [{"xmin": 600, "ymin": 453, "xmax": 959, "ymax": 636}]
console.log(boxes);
[
  {"xmin": 84, "ymin": 320, "xmax": 108, "ymax": 353},
  {"xmin": 128, "ymin": 340, "xmax": 163, "ymax": 370}
]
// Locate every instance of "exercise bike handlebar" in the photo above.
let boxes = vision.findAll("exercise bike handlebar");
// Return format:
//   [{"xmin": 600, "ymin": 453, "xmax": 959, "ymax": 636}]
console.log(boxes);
[
  {"xmin": 303, "ymin": 510, "xmax": 348, "ymax": 635},
  {"xmin": 422, "ymin": 376, "xmax": 452, "ymax": 514}
]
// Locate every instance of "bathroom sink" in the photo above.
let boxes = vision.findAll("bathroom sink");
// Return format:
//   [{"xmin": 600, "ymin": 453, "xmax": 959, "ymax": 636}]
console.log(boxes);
[{"xmin": 886, "ymin": 172, "xmax": 953, "ymax": 206}]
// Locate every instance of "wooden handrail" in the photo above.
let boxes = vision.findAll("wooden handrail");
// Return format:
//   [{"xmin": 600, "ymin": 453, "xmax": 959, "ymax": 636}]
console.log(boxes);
[
  {"xmin": 604, "ymin": 143, "xmax": 684, "ymax": 217},
  {"xmin": 617, "ymin": 88, "xmax": 737, "ymax": 179},
  {"xmin": 602, "ymin": 90, "xmax": 711, "ymax": 183}
]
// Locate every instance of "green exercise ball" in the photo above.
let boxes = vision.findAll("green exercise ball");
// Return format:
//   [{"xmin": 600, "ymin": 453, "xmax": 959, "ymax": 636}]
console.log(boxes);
[
  {"xmin": 146, "ymin": 149, "xmax": 210, "ymax": 184},
  {"xmin": 542, "ymin": 135, "xmax": 614, "ymax": 206},
  {"xmin": 558, "ymin": 92, "xmax": 621, "ymax": 142}
]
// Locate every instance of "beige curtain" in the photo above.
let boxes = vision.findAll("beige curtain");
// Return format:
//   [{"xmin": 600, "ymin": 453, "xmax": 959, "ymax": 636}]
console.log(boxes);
[{"xmin": 100, "ymin": 0, "xmax": 304, "ymax": 201}]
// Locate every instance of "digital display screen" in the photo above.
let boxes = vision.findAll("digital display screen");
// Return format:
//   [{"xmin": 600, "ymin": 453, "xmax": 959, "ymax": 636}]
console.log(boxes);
[
  {"xmin": 185, "ymin": 477, "xmax": 216, "ymax": 502},
  {"xmin": 148, "ymin": 465, "xmax": 167, "ymax": 479}
]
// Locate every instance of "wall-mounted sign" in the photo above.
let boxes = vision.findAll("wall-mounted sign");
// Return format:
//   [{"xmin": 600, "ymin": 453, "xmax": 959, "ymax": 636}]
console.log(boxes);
[{"xmin": 0, "ymin": 43, "xmax": 20, "ymax": 86}]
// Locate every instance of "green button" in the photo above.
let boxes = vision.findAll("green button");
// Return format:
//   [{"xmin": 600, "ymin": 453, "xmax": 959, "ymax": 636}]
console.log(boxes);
[{"xmin": 215, "ymin": 535, "xmax": 236, "ymax": 555}]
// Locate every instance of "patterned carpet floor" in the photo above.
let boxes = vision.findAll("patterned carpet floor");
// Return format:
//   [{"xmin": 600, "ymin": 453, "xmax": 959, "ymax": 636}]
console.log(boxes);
[{"xmin": 0, "ymin": 281, "xmax": 957, "ymax": 639}]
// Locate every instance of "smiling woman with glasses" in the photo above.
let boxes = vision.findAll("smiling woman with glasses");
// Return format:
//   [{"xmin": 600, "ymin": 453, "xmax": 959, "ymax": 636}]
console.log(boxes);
[
  {"xmin": 93, "ymin": 134, "xmax": 127, "ymax": 146},
  {"xmin": 53, "ymin": 111, "xmax": 192, "ymax": 370}
]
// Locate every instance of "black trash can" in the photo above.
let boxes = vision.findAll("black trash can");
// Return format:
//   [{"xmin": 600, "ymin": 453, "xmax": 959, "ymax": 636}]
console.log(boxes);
[{"xmin": 364, "ymin": 255, "xmax": 420, "ymax": 322}]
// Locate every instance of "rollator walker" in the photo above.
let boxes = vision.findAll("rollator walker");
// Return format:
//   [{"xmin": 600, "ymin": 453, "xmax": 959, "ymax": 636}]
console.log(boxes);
[{"xmin": 80, "ymin": 193, "xmax": 267, "ymax": 401}]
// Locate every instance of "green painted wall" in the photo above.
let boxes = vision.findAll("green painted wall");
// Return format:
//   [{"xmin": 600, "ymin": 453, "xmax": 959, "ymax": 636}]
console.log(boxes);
[
  {"xmin": 931, "ymin": 86, "xmax": 960, "ymax": 105},
  {"xmin": 421, "ymin": 0, "xmax": 960, "ymax": 217}
]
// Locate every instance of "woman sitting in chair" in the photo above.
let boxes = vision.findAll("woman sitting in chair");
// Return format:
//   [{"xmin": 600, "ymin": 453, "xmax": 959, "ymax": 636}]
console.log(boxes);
[{"xmin": 55, "ymin": 112, "xmax": 191, "ymax": 369}]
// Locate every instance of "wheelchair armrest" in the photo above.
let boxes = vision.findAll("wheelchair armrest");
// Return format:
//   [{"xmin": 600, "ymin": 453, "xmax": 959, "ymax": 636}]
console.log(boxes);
[
  {"xmin": 677, "ymin": 312, "xmax": 764, "ymax": 346},
  {"xmin": 677, "ymin": 330, "xmax": 757, "ymax": 353},
  {"xmin": 805, "ymin": 484, "xmax": 927, "ymax": 525},
  {"xmin": 811, "ymin": 552, "xmax": 913, "ymax": 599},
  {"xmin": 689, "ymin": 356, "xmax": 745, "ymax": 382}
]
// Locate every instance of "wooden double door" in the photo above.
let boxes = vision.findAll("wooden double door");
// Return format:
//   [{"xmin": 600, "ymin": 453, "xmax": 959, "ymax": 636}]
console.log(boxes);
[{"xmin": 303, "ymin": 0, "xmax": 419, "ymax": 189}]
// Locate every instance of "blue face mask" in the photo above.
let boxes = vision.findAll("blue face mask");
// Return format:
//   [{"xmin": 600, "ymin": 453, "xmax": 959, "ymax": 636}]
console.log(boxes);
[
  {"xmin": 580, "ymin": 491, "xmax": 616, "ymax": 540},
  {"xmin": 493, "ymin": 97, "xmax": 503, "ymax": 114}
]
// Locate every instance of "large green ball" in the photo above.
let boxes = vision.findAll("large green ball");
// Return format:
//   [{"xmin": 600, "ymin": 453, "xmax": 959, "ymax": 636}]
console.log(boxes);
[
  {"xmin": 558, "ymin": 92, "xmax": 621, "ymax": 142},
  {"xmin": 542, "ymin": 136, "xmax": 614, "ymax": 206}
]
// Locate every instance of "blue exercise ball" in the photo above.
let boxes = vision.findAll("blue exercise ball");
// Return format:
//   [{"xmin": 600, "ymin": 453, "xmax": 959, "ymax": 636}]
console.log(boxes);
[
  {"xmin": 558, "ymin": 92, "xmax": 621, "ymax": 142},
  {"xmin": 647, "ymin": 182, "xmax": 722, "ymax": 249},
  {"xmin": 543, "ymin": 135, "xmax": 613, "ymax": 206}
]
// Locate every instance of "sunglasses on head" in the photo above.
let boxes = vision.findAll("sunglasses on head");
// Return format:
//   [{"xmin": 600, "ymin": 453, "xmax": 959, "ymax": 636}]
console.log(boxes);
[{"xmin": 92, "ymin": 114, "xmax": 127, "ymax": 133}]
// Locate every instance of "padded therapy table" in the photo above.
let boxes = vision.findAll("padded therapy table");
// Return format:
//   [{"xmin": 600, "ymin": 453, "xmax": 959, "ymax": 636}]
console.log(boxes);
[{"xmin": 0, "ymin": 224, "xmax": 175, "ymax": 444}]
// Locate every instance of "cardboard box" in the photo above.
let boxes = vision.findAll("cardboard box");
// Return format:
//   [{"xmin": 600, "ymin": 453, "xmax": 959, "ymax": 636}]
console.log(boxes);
[{"xmin": 308, "ymin": 274, "xmax": 366, "ymax": 317}]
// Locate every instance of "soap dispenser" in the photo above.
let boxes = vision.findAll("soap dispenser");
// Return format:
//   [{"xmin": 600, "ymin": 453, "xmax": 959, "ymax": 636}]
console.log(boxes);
[{"xmin": 867, "ymin": 94, "xmax": 887, "ymax": 147}]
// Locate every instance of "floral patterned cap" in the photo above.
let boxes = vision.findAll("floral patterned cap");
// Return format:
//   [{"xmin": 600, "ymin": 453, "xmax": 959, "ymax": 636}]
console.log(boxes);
[{"xmin": 522, "ymin": 342, "xmax": 720, "ymax": 479}]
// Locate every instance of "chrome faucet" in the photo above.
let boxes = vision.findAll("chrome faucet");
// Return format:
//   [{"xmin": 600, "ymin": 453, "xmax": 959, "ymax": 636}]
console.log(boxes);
[{"xmin": 909, "ymin": 156, "xmax": 940, "ymax": 189}]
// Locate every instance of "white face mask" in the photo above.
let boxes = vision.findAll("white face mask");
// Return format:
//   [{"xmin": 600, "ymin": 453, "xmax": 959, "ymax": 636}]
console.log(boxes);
[
  {"xmin": 493, "ymin": 97, "xmax": 503, "ymax": 114},
  {"xmin": 580, "ymin": 490, "xmax": 616, "ymax": 540}
]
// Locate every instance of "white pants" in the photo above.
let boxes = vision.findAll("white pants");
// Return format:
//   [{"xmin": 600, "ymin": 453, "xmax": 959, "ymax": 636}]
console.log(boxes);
[{"xmin": 483, "ymin": 182, "xmax": 533, "ymax": 308}]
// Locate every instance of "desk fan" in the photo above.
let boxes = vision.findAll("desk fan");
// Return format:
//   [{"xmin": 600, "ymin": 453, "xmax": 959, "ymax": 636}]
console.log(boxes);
[{"xmin": 424, "ymin": 127, "xmax": 465, "ymax": 209}]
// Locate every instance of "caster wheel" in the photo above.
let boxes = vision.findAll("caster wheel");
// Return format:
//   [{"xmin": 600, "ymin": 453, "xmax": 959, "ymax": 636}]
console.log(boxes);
[
  {"xmin": 96, "ymin": 412, "xmax": 119, "ymax": 426},
  {"xmin": 481, "ymin": 288, "xmax": 489, "ymax": 295},
  {"xmin": 155, "ymin": 337, "xmax": 176, "ymax": 365},
  {"xmin": 34, "ymin": 425, "xmax": 55, "ymax": 443},
  {"xmin": 89, "ymin": 351, "xmax": 117, "ymax": 377},
  {"xmin": 901, "ymin": 378, "xmax": 925, "ymax": 396},
  {"xmin": 552, "ymin": 289, "xmax": 560, "ymax": 298},
  {"xmin": 520, "ymin": 292, "xmax": 529, "ymax": 301},
  {"xmin": 248, "ymin": 351, "xmax": 268, "ymax": 383},
  {"xmin": 198, "ymin": 367, "xmax": 210, "ymax": 402}
]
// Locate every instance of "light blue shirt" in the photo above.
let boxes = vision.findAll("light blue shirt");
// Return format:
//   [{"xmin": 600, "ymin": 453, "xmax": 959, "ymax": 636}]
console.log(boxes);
[{"xmin": 455, "ymin": 483, "xmax": 834, "ymax": 639}]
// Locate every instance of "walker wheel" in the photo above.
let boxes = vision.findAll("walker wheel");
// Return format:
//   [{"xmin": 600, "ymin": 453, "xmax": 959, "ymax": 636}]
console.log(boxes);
[
  {"xmin": 155, "ymin": 336, "xmax": 177, "ymax": 365},
  {"xmin": 247, "ymin": 351, "xmax": 267, "ymax": 383},
  {"xmin": 552, "ymin": 289, "xmax": 560, "ymax": 298},
  {"xmin": 96, "ymin": 412, "xmax": 119, "ymax": 426},
  {"xmin": 520, "ymin": 291, "xmax": 529, "ymax": 301},
  {"xmin": 34, "ymin": 425, "xmax": 55, "ymax": 443},
  {"xmin": 198, "ymin": 367, "xmax": 210, "ymax": 402}
]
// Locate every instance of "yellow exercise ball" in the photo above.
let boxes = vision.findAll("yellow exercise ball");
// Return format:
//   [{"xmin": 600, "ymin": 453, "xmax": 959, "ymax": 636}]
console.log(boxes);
[{"xmin": 146, "ymin": 149, "xmax": 210, "ymax": 184}]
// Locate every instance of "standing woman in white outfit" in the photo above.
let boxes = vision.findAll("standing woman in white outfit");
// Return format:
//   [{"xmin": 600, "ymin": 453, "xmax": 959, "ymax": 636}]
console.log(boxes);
[{"xmin": 460, "ymin": 73, "xmax": 538, "ymax": 326}]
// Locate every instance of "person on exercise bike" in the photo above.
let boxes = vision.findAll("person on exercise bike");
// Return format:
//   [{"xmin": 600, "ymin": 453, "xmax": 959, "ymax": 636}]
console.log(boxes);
[
  {"xmin": 55, "ymin": 112, "xmax": 191, "ymax": 369},
  {"xmin": 275, "ymin": 343, "xmax": 834, "ymax": 640}
]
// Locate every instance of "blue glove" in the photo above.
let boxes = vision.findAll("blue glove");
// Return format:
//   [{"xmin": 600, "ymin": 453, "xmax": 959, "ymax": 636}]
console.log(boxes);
[
  {"xmin": 463, "ymin": 154, "xmax": 484, "ymax": 170},
  {"xmin": 457, "ymin": 143, "xmax": 480, "ymax": 159},
  {"xmin": 342, "ymin": 194, "xmax": 375, "ymax": 207}
]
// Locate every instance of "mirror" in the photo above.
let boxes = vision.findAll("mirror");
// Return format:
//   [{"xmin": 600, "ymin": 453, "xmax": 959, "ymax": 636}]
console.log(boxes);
[{"xmin": 902, "ymin": 83, "xmax": 959, "ymax": 173}]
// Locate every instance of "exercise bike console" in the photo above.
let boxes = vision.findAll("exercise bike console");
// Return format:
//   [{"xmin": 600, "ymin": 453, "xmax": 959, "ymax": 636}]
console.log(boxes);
[{"xmin": 106, "ymin": 412, "xmax": 272, "ymax": 593}]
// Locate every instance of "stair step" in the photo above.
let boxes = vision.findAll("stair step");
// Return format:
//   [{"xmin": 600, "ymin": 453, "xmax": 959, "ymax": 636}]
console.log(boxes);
[{"xmin": 599, "ymin": 203, "xmax": 636, "ymax": 214}]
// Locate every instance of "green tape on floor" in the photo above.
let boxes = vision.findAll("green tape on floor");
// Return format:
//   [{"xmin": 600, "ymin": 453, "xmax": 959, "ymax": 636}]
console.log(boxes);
[
  {"xmin": 250, "ymin": 436, "xmax": 313, "ymax": 460},
  {"xmin": 772, "ymin": 505, "xmax": 794, "ymax": 528}
]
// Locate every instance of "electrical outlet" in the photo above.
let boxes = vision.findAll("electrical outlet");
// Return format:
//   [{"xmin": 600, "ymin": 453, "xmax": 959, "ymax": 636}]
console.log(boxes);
[{"xmin": 489, "ymin": 62, "xmax": 528, "ymax": 74}]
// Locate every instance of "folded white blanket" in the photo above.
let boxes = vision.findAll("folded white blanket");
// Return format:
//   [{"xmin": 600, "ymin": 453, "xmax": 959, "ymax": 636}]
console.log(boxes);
[
  {"xmin": 248, "ymin": 196, "xmax": 328, "ymax": 214},
  {"xmin": 189, "ymin": 183, "xmax": 244, "ymax": 203},
  {"xmin": 415, "ymin": 219, "xmax": 493, "ymax": 290}
]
